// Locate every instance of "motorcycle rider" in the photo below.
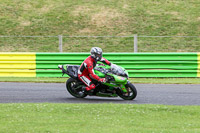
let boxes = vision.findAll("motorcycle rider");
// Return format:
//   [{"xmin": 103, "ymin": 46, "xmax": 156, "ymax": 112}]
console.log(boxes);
[{"xmin": 78, "ymin": 47, "xmax": 111, "ymax": 93}]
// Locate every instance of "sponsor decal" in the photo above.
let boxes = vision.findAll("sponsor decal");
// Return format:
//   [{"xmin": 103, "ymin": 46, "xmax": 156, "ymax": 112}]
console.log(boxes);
[{"xmin": 118, "ymin": 76, "xmax": 125, "ymax": 80}]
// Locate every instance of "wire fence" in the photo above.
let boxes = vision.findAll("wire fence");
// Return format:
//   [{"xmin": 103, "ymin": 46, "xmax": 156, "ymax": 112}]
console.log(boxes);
[{"xmin": 0, "ymin": 35, "xmax": 200, "ymax": 52}]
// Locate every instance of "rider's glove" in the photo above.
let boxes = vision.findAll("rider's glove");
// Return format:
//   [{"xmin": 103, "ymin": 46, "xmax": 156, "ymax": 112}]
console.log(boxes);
[{"xmin": 98, "ymin": 78, "xmax": 106, "ymax": 83}]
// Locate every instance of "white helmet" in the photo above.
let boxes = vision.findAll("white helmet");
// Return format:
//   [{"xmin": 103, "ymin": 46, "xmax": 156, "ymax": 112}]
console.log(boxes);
[{"xmin": 90, "ymin": 47, "xmax": 102, "ymax": 61}]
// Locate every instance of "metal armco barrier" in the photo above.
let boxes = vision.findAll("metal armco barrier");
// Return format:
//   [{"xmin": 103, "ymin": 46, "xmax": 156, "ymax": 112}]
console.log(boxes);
[
  {"xmin": 0, "ymin": 53, "xmax": 36, "ymax": 77},
  {"xmin": 0, "ymin": 52, "xmax": 200, "ymax": 77},
  {"xmin": 198, "ymin": 53, "xmax": 200, "ymax": 77}
]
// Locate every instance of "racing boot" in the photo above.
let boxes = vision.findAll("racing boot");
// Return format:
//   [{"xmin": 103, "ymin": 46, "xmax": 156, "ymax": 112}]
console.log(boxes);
[{"xmin": 82, "ymin": 86, "xmax": 94, "ymax": 95}]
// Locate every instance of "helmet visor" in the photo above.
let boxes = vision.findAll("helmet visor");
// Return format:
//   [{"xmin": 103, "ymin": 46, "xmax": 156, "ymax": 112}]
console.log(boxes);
[{"xmin": 96, "ymin": 53, "xmax": 102, "ymax": 61}]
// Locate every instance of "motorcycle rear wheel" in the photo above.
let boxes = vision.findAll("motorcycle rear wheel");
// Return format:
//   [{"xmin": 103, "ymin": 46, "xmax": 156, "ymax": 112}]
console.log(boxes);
[
  {"xmin": 117, "ymin": 82, "xmax": 137, "ymax": 100},
  {"xmin": 66, "ymin": 78, "xmax": 87, "ymax": 98}
]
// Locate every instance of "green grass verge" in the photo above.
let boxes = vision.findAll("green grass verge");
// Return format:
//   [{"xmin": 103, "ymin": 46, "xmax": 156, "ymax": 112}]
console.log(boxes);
[
  {"xmin": 0, "ymin": 103, "xmax": 199, "ymax": 133},
  {"xmin": 0, "ymin": 77, "xmax": 200, "ymax": 84},
  {"xmin": 0, "ymin": 0, "xmax": 200, "ymax": 52}
]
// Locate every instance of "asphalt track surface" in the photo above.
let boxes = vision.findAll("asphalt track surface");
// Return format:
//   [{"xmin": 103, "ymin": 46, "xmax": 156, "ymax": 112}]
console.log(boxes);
[{"xmin": 0, "ymin": 82, "xmax": 200, "ymax": 105}]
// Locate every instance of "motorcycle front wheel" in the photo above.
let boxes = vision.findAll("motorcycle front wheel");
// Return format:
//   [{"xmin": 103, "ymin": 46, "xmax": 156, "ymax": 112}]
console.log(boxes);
[
  {"xmin": 66, "ymin": 78, "xmax": 87, "ymax": 98},
  {"xmin": 117, "ymin": 82, "xmax": 137, "ymax": 100}
]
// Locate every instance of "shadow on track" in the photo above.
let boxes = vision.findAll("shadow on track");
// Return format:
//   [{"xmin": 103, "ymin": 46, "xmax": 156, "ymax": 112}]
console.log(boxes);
[{"xmin": 59, "ymin": 97, "xmax": 137, "ymax": 104}]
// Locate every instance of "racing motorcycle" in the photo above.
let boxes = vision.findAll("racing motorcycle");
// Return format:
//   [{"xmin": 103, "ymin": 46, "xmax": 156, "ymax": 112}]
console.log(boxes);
[{"xmin": 58, "ymin": 63, "xmax": 137, "ymax": 100}]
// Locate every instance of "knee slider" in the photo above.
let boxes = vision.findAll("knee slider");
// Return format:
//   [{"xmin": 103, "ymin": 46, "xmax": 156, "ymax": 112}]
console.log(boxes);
[{"xmin": 89, "ymin": 84, "xmax": 96, "ymax": 89}]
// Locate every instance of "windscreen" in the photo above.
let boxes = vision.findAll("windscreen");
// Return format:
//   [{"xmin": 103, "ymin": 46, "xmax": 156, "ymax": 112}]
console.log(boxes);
[{"xmin": 111, "ymin": 64, "xmax": 125, "ymax": 76}]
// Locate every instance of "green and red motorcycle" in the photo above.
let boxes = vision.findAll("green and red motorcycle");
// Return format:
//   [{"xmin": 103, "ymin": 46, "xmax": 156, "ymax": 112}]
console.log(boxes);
[{"xmin": 58, "ymin": 63, "xmax": 137, "ymax": 100}]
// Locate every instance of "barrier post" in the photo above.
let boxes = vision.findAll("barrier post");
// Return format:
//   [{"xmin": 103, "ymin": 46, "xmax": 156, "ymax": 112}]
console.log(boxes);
[
  {"xmin": 134, "ymin": 34, "xmax": 138, "ymax": 53},
  {"xmin": 59, "ymin": 35, "xmax": 63, "ymax": 52}
]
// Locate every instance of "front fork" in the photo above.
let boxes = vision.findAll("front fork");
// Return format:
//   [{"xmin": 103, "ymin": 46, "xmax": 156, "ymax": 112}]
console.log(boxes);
[{"xmin": 120, "ymin": 84, "xmax": 128, "ymax": 93}]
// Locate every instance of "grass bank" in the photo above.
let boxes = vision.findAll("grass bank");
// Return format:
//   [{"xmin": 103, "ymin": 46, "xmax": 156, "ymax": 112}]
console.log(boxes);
[
  {"xmin": 0, "ymin": 0, "xmax": 200, "ymax": 52},
  {"xmin": 0, "ymin": 103, "xmax": 199, "ymax": 133},
  {"xmin": 0, "ymin": 77, "xmax": 200, "ymax": 84}
]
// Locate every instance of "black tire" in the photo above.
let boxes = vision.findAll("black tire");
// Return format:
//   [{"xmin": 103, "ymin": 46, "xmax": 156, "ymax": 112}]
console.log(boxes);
[
  {"xmin": 117, "ymin": 82, "xmax": 137, "ymax": 100},
  {"xmin": 66, "ymin": 78, "xmax": 87, "ymax": 98}
]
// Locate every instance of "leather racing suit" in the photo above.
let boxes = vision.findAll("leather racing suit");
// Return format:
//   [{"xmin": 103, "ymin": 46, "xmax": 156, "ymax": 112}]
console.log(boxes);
[{"xmin": 78, "ymin": 56, "xmax": 111, "ymax": 91}]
